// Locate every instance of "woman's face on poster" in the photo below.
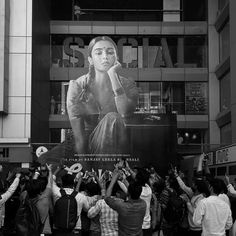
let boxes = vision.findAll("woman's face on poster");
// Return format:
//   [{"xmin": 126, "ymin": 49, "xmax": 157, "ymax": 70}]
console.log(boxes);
[{"xmin": 89, "ymin": 40, "xmax": 117, "ymax": 72}]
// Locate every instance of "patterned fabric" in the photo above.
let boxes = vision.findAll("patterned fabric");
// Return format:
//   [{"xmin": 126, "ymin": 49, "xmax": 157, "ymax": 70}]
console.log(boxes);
[
  {"xmin": 67, "ymin": 75, "xmax": 138, "ymax": 120},
  {"xmin": 88, "ymin": 199, "xmax": 118, "ymax": 236}
]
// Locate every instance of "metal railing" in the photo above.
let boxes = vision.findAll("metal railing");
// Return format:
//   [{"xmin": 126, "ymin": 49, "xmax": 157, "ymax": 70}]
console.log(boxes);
[{"xmin": 53, "ymin": 8, "xmax": 184, "ymax": 22}]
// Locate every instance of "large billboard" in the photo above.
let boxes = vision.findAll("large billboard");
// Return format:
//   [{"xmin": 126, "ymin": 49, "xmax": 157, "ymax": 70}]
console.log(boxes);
[
  {"xmin": 39, "ymin": 36, "xmax": 177, "ymax": 175},
  {"xmin": 37, "ymin": 114, "xmax": 177, "ymax": 176}
]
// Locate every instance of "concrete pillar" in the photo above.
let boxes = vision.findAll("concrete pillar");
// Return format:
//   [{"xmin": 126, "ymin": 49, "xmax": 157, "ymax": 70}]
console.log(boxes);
[
  {"xmin": 229, "ymin": 0, "xmax": 236, "ymax": 143},
  {"xmin": 208, "ymin": 0, "xmax": 220, "ymax": 146}
]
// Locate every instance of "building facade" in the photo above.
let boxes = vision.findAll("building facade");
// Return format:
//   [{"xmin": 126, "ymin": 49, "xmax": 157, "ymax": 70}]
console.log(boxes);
[{"xmin": 0, "ymin": 0, "xmax": 235, "ymax": 169}]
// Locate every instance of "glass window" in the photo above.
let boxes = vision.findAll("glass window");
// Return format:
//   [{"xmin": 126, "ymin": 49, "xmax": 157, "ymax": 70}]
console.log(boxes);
[
  {"xmin": 163, "ymin": 0, "xmax": 181, "ymax": 22},
  {"xmin": 50, "ymin": 82, "xmax": 69, "ymax": 115},
  {"xmin": 183, "ymin": 0, "xmax": 207, "ymax": 21},
  {"xmin": 219, "ymin": 22, "xmax": 230, "ymax": 62},
  {"xmin": 220, "ymin": 73, "xmax": 230, "ymax": 111},
  {"xmin": 177, "ymin": 129, "xmax": 203, "ymax": 144},
  {"xmin": 185, "ymin": 82, "xmax": 208, "ymax": 115},
  {"xmin": 220, "ymin": 123, "xmax": 232, "ymax": 145},
  {"xmin": 50, "ymin": 128, "xmax": 72, "ymax": 143},
  {"xmin": 217, "ymin": 166, "xmax": 227, "ymax": 176},
  {"xmin": 136, "ymin": 82, "xmax": 162, "ymax": 113},
  {"xmin": 229, "ymin": 165, "xmax": 236, "ymax": 175},
  {"xmin": 136, "ymin": 82, "xmax": 186, "ymax": 114},
  {"xmin": 162, "ymin": 82, "xmax": 185, "ymax": 114},
  {"xmin": 209, "ymin": 168, "xmax": 216, "ymax": 176},
  {"xmin": 184, "ymin": 36, "xmax": 207, "ymax": 67}
]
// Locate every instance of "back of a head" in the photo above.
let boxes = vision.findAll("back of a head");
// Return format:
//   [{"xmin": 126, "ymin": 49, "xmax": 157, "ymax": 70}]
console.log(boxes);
[
  {"xmin": 195, "ymin": 178, "xmax": 210, "ymax": 197},
  {"xmin": 128, "ymin": 181, "xmax": 142, "ymax": 200},
  {"xmin": 135, "ymin": 168, "xmax": 150, "ymax": 186},
  {"xmin": 209, "ymin": 178, "xmax": 223, "ymax": 195},
  {"xmin": 61, "ymin": 174, "xmax": 75, "ymax": 188},
  {"xmin": 26, "ymin": 179, "xmax": 41, "ymax": 199},
  {"xmin": 85, "ymin": 181, "xmax": 101, "ymax": 196}
]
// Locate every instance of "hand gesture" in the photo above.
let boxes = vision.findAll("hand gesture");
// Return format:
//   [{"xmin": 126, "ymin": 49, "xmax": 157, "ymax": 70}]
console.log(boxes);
[
  {"xmin": 225, "ymin": 173, "xmax": 230, "ymax": 185},
  {"xmin": 112, "ymin": 168, "xmax": 120, "ymax": 179},
  {"xmin": 173, "ymin": 166, "xmax": 178, "ymax": 177},
  {"xmin": 115, "ymin": 160, "xmax": 124, "ymax": 170},
  {"xmin": 16, "ymin": 173, "xmax": 21, "ymax": 178},
  {"xmin": 200, "ymin": 153, "xmax": 205, "ymax": 161},
  {"xmin": 46, "ymin": 163, "xmax": 52, "ymax": 172},
  {"xmin": 108, "ymin": 60, "xmax": 121, "ymax": 74}
]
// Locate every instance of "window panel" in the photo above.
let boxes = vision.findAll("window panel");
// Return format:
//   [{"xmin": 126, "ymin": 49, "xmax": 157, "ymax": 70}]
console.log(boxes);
[
  {"xmin": 220, "ymin": 73, "xmax": 230, "ymax": 112},
  {"xmin": 219, "ymin": 22, "xmax": 230, "ymax": 62},
  {"xmin": 185, "ymin": 82, "xmax": 208, "ymax": 115}
]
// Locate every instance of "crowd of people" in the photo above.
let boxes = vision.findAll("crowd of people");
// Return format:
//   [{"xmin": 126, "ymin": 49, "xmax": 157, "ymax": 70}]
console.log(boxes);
[{"xmin": 0, "ymin": 154, "xmax": 236, "ymax": 236}]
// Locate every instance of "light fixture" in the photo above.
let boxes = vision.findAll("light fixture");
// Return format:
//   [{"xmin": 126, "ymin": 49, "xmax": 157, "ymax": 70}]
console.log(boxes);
[{"xmin": 185, "ymin": 132, "xmax": 189, "ymax": 138}]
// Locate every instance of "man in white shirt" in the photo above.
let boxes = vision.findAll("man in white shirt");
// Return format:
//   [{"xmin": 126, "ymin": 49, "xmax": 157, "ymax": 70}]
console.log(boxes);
[
  {"xmin": 193, "ymin": 178, "xmax": 232, "ymax": 236},
  {"xmin": 135, "ymin": 168, "xmax": 152, "ymax": 235}
]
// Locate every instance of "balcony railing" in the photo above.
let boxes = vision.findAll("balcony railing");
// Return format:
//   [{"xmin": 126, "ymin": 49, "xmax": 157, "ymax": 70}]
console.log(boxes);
[{"xmin": 66, "ymin": 8, "xmax": 184, "ymax": 22}]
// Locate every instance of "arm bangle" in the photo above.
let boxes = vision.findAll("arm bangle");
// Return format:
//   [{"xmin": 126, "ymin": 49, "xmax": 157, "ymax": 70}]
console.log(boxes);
[{"xmin": 114, "ymin": 87, "xmax": 125, "ymax": 97}]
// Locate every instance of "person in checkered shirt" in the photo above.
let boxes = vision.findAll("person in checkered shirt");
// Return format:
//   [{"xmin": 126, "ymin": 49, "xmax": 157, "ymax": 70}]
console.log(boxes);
[{"xmin": 88, "ymin": 181, "xmax": 125, "ymax": 236}]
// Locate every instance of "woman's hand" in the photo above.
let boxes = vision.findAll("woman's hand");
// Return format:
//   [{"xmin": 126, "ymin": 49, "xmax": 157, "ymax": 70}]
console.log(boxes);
[{"xmin": 108, "ymin": 60, "xmax": 122, "ymax": 74}]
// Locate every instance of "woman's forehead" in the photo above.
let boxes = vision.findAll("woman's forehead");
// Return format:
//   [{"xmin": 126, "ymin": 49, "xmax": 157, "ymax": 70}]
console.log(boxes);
[{"xmin": 92, "ymin": 40, "xmax": 115, "ymax": 51}]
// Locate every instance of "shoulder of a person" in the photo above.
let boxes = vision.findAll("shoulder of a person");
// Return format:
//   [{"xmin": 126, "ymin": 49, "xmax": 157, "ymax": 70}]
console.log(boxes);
[
  {"xmin": 141, "ymin": 185, "xmax": 152, "ymax": 196},
  {"xmin": 70, "ymin": 74, "xmax": 88, "ymax": 87}
]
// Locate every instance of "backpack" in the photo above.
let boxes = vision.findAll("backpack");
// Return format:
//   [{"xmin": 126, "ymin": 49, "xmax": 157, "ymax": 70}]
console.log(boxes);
[
  {"xmin": 163, "ymin": 189, "xmax": 186, "ymax": 225},
  {"xmin": 54, "ymin": 189, "xmax": 78, "ymax": 230},
  {"xmin": 15, "ymin": 194, "xmax": 42, "ymax": 236}
]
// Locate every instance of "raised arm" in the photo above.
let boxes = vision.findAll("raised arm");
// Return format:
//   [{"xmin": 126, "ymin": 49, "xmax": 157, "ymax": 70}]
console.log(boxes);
[
  {"xmin": 225, "ymin": 174, "xmax": 236, "ymax": 196},
  {"xmin": 174, "ymin": 167, "xmax": 193, "ymax": 198},
  {"xmin": 105, "ymin": 169, "xmax": 119, "ymax": 198},
  {"xmin": 0, "ymin": 173, "xmax": 21, "ymax": 205},
  {"xmin": 75, "ymin": 172, "xmax": 83, "ymax": 192}
]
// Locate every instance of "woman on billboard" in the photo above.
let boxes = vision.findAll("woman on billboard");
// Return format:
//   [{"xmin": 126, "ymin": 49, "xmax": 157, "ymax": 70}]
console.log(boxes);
[{"xmin": 66, "ymin": 36, "xmax": 138, "ymax": 156}]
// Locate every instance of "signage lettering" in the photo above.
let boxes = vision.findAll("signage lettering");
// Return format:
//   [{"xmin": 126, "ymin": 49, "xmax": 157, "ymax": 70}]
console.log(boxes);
[
  {"xmin": 0, "ymin": 148, "xmax": 9, "ymax": 158},
  {"xmin": 61, "ymin": 36, "xmax": 186, "ymax": 68}
]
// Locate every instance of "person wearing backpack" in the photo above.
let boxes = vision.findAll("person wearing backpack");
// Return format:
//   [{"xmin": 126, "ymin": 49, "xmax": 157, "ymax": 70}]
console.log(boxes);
[
  {"xmin": 52, "ymin": 171, "xmax": 90, "ymax": 236},
  {"xmin": 15, "ymin": 178, "xmax": 44, "ymax": 236}
]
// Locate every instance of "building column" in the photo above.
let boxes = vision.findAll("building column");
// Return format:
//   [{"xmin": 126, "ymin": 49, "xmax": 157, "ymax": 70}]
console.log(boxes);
[
  {"xmin": 229, "ymin": 0, "xmax": 236, "ymax": 143},
  {"xmin": 208, "ymin": 0, "xmax": 220, "ymax": 148}
]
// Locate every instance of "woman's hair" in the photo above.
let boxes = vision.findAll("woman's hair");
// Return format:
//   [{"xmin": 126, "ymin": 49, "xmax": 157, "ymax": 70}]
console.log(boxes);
[{"xmin": 87, "ymin": 36, "xmax": 118, "ymax": 85}]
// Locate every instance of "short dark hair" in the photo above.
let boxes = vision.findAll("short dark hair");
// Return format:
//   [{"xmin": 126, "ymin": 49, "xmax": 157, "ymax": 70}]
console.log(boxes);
[
  {"xmin": 128, "ymin": 181, "xmax": 142, "ymax": 200},
  {"xmin": 26, "ymin": 179, "xmax": 41, "ymax": 199},
  {"xmin": 61, "ymin": 174, "xmax": 75, "ymax": 188},
  {"xmin": 135, "ymin": 168, "xmax": 150, "ymax": 186},
  {"xmin": 209, "ymin": 178, "xmax": 224, "ymax": 195}
]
